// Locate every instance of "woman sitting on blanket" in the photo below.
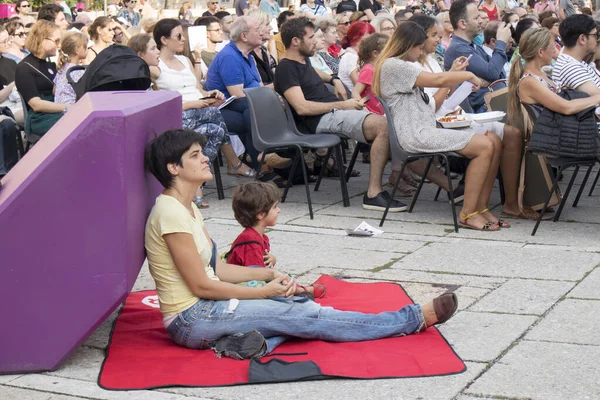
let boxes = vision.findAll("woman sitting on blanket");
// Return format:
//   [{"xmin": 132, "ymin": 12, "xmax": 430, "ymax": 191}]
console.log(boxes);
[{"xmin": 143, "ymin": 128, "xmax": 459, "ymax": 360}]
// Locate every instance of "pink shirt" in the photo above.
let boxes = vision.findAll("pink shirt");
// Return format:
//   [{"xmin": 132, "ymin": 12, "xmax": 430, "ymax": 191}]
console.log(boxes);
[
  {"xmin": 534, "ymin": 1, "xmax": 555, "ymax": 12},
  {"xmin": 357, "ymin": 64, "xmax": 383, "ymax": 115}
]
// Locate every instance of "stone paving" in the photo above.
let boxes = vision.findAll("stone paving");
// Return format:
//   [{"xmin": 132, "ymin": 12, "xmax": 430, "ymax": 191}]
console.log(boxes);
[{"xmin": 2, "ymin": 160, "xmax": 599, "ymax": 400}]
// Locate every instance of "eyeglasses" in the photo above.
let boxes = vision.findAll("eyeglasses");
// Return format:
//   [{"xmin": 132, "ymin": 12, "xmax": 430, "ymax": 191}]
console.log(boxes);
[
  {"xmin": 207, "ymin": 27, "xmax": 223, "ymax": 32},
  {"xmin": 338, "ymin": 21, "xmax": 351, "ymax": 26},
  {"xmin": 45, "ymin": 37, "xmax": 60, "ymax": 45},
  {"xmin": 587, "ymin": 31, "xmax": 600, "ymax": 40},
  {"xmin": 14, "ymin": 32, "xmax": 27, "ymax": 38}
]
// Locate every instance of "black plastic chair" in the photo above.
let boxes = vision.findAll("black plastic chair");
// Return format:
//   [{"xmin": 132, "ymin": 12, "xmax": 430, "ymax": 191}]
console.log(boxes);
[
  {"xmin": 17, "ymin": 91, "xmax": 42, "ymax": 152},
  {"xmin": 376, "ymin": 97, "xmax": 460, "ymax": 232},
  {"xmin": 244, "ymin": 87, "xmax": 349, "ymax": 219},
  {"xmin": 522, "ymin": 103, "xmax": 598, "ymax": 236}
]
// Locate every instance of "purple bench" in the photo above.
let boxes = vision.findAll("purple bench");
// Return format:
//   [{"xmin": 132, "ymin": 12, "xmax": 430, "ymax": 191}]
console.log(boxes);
[{"xmin": 0, "ymin": 91, "xmax": 181, "ymax": 374}]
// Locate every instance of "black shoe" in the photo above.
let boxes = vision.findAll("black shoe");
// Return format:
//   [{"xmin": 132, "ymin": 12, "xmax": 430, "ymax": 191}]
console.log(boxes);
[
  {"xmin": 362, "ymin": 191, "xmax": 408, "ymax": 212},
  {"xmin": 447, "ymin": 182, "xmax": 465, "ymax": 204},
  {"xmin": 214, "ymin": 330, "xmax": 266, "ymax": 360}
]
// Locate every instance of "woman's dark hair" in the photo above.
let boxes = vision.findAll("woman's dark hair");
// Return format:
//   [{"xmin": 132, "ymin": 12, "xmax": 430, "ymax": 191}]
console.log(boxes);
[
  {"xmin": 559, "ymin": 14, "xmax": 596, "ymax": 48},
  {"xmin": 408, "ymin": 14, "xmax": 437, "ymax": 33},
  {"xmin": 68, "ymin": 22, "xmax": 85, "ymax": 31},
  {"xmin": 144, "ymin": 129, "xmax": 208, "ymax": 188},
  {"xmin": 5, "ymin": 20, "xmax": 24, "ymax": 36},
  {"xmin": 502, "ymin": 11, "xmax": 516, "ymax": 25},
  {"xmin": 153, "ymin": 18, "xmax": 181, "ymax": 50},
  {"xmin": 513, "ymin": 18, "xmax": 538, "ymax": 47},
  {"xmin": 232, "ymin": 181, "xmax": 280, "ymax": 228},
  {"xmin": 89, "ymin": 16, "xmax": 112, "ymax": 41},
  {"xmin": 15, "ymin": 0, "xmax": 28, "ymax": 13},
  {"xmin": 37, "ymin": 4, "xmax": 63, "ymax": 23},
  {"xmin": 540, "ymin": 17, "xmax": 559, "ymax": 31},
  {"xmin": 281, "ymin": 16, "xmax": 314, "ymax": 49},
  {"xmin": 538, "ymin": 10, "xmax": 555, "ymax": 25}
]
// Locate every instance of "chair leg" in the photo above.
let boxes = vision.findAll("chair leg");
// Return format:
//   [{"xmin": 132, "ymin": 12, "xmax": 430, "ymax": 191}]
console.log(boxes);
[
  {"xmin": 553, "ymin": 165, "xmax": 579, "ymax": 222},
  {"xmin": 281, "ymin": 149, "xmax": 297, "ymax": 204},
  {"xmin": 497, "ymin": 171, "xmax": 505, "ymax": 205},
  {"xmin": 588, "ymin": 164, "xmax": 600, "ymax": 196},
  {"xmin": 341, "ymin": 138, "xmax": 348, "ymax": 164},
  {"xmin": 408, "ymin": 157, "xmax": 433, "ymax": 213},
  {"xmin": 217, "ymin": 151, "xmax": 224, "ymax": 167},
  {"xmin": 380, "ymin": 161, "xmax": 407, "ymax": 227},
  {"xmin": 16, "ymin": 130, "xmax": 25, "ymax": 158},
  {"xmin": 345, "ymin": 145, "xmax": 360, "ymax": 183},
  {"xmin": 573, "ymin": 163, "xmax": 594, "ymax": 207},
  {"xmin": 296, "ymin": 145, "xmax": 314, "ymax": 219},
  {"xmin": 335, "ymin": 144, "xmax": 350, "ymax": 207},
  {"xmin": 212, "ymin": 157, "xmax": 225, "ymax": 200},
  {"xmin": 531, "ymin": 170, "xmax": 562, "ymax": 236},
  {"xmin": 443, "ymin": 155, "xmax": 459, "ymax": 233},
  {"xmin": 314, "ymin": 147, "xmax": 332, "ymax": 192}
]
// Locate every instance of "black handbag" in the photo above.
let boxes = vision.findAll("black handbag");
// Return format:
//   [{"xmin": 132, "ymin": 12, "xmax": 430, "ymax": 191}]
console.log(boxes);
[{"xmin": 530, "ymin": 89, "xmax": 599, "ymax": 159}]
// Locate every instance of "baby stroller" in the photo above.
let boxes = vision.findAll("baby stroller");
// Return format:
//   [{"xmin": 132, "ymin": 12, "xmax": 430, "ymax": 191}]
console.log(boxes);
[{"xmin": 67, "ymin": 45, "xmax": 151, "ymax": 101}]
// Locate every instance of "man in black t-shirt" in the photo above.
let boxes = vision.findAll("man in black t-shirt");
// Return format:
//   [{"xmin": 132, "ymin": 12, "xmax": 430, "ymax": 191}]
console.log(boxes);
[
  {"xmin": 274, "ymin": 17, "xmax": 407, "ymax": 213},
  {"xmin": 358, "ymin": 0, "xmax": 383, "ymax": 20}
]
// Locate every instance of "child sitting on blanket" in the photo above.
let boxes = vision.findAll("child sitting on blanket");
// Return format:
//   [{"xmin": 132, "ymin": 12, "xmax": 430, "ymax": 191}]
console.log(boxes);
[{"xmin": 226, "ymin": 181, "xmax": 326, "ymax": 299}]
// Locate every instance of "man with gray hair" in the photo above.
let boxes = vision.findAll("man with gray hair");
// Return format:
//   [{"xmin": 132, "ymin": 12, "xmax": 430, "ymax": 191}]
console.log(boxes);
[{"xmin": 205, "ymin": 16, "xmax": 265, "ymax": 169}]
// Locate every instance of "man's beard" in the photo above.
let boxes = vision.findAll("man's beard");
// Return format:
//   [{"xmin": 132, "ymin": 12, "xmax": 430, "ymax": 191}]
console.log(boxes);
[{"xmin": 299, "ymin": 45, "xmax": 315, "ymax": 57}]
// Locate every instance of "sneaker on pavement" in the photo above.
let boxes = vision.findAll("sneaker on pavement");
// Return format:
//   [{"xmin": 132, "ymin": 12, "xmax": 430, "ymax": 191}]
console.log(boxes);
[
  {"xmin": 214, "ymin": 330, "xmax": 266, "ymax": 360},
  {"xmin": 362, "ymin": 191, "xmax": 408, "ymax": 212}
]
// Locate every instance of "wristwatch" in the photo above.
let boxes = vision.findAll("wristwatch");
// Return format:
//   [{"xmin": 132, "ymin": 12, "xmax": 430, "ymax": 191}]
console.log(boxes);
[{"xmin": 329, "ymin": 75, "xmax": 340, "ymax": 85}]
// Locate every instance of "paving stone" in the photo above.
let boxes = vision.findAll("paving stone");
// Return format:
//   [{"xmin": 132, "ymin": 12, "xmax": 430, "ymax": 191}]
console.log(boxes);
[
  {"xmin": 451, "ymin": 286, "xmax": 491, "ymax": 311},
  {"xmin": 438, "ymin": 311, "xmax": 537, "ymax": 362},
  {"xmin": 469, "ymin": 279, "xmax": 575, "ymax": 315},
  {"xmin": 159, "ymin": 362, "xmax": 485, "ymax": 400},
  {"xmin": 393, "ymin": 242, "xmax": 600, "ymax": 281},
  {"xmin": 525, "ymin": 299, "xmax": 600, "ymax": 345},
  {"xmin": 83, "ymin": 308, "xmax": 121, "ymax": 350},
  {"xmin": 267, "ymin": 230, "xmax": 428, "ymax": 254},
  {"xmin": 290, "ymin": 215, "xmax": 451, "ymax": 236},
  {"xmin": 455, "ymin": 396, "xmax": 497, "ymax": 400},
  {"xmin": 568, "ymin": 267, "xmax": 600, "ymax": 299},
  {"xmin": 0, "ymin": 375, "xmax": 22, "ymax": 384},
  {"xmin": 466, "ymin": 340, "xmax": 600, "ymax": 400},
  {"xmin": 131, "ymin": 260, "xmax": 155, "ymax": 292},
  {"xmin": 274, "ymin": 242, "xmax": 402, "ymax": 275},
  {"xmin": 6, "ymin": 374, "xmax": 210, "ymax": 400},
  {"xmin": 449, "ymin": 219, "xmax": 600, "ymax": 251},
  {"xmin": 0, "ymin": 386, "xmax": 86, "ymax": 400},
  {"xmin": 45, "ymin": 346, "xmax": 105, "ymax": 382}
]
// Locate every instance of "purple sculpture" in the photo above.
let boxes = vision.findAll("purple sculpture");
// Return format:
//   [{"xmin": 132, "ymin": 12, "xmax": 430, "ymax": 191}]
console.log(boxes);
[{"xmin": 0, "ymin": 91, "xmax": 181, "ymax": 374}]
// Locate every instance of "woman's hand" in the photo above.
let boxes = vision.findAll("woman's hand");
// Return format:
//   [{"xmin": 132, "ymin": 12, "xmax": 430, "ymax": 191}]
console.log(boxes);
[
  {"xmin": 263, "ymin": 251, "xmax": 277, "ymax": 268},
  {"xmin": 193, "ymin": 43, "xmax": 207, "ymax": 61},
  {"xmin": 450, "ymin": 56, "xmax": 469, "ymax": 71},
  {"xmin": 468, "ymin": 74, "xmax": 482, "ymax": 91},
  {"xmin": 188, "ymin": 99, "xmax": 217, "ymax": 109},
  {"xmin": 260, "ymin": 275, "xmax": 295, "ymax": 298}
]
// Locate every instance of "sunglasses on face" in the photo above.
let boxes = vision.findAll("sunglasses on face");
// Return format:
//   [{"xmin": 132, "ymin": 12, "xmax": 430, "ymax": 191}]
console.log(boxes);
[
  {"xmin": 14, "ymin": 32, "xmax": 27, "ymax": 38},
  {"xmin": 172, "ymin": 33, "xmax": 184, "ymax": 40},
  {"xmin": 20, "ymin": 3, "xmax": 30, "ymax": 7}
]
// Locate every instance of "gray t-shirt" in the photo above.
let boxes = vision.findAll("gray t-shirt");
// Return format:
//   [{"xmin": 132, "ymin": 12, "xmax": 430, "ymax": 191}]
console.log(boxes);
[
  {"xmin": 559, "ymin": 0, "xmax": 576, "ymax": 17},
  {"xmin": 235, "ymin": 0, "xmax": 249, "ymax": 16}
]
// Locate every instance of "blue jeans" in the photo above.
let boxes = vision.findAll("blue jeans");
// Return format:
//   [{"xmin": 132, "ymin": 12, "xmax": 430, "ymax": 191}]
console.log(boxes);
[{"xmin": 166, "ymin": 245, "xmax": 424, "ymax": 357}]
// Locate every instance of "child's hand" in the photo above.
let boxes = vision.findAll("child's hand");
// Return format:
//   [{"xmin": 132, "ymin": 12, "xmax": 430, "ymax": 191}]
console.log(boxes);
[{"xmin": 264, "ymin": 251, "xmax": 276, "ymax": 268}]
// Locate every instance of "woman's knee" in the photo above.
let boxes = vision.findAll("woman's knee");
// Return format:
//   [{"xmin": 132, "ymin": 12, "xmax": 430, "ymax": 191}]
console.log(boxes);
[
  {"xmin": 487, "ymin": 132, "xmax": 502, "ymax": 155},
  {"xmin": 462, "ymin": 134, "xmax": 494, "ymax": 158}
]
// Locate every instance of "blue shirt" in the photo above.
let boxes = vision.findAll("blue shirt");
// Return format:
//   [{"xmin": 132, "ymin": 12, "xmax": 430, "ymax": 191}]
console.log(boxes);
[
  {"xmin": 444, "ymin": 35, "xmax": 507, "ymax": 112},
  {"xmin": 205, "ymin": 41, "xmax": 262, "ymax": 98}
]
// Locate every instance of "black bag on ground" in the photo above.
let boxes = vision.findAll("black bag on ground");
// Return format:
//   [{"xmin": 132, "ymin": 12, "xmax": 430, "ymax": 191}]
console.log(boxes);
[
  {"xmin": 67, "ymin": 45, "xmax": 151, "ymax": 101},
  {"xmin": 529, "ymin": 89, "xmax": 599, "ymax": 158},
  {"xmin": 0, "ymin": 114, "xmax": 19, "ymax": 175}
]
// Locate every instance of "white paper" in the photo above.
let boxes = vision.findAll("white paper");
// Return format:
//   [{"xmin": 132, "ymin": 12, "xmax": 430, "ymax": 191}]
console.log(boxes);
[
  {"xmin": 218, "ymin": 96, "xmax": 236, "ymax": 110},
  {"xmin": 354, "ymin": 221, "xmax": 384, "ymax": 236},
  {"xmin": 187, "ymin": 25, "xmax": 207, "ymax": 53},
  {"xmin": 444, "ymin": 82, "xmax": 474, "ymax": 112}
]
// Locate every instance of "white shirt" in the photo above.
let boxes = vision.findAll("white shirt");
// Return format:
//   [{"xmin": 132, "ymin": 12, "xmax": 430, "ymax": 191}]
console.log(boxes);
[
  {"xmin": 338, "ymin": 48, "xmax": 358, "ymax": 92},
  {"xmin": 552, "ymin": 53, "xmax": 600, "ymax": 90}
]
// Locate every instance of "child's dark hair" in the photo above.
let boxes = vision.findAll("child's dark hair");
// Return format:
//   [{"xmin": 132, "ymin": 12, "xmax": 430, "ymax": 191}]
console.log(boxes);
[
  {"xmin": 144, "ymin": 129, "xmax": 207, "ymax": 188},
  {"xmin": 358, "ymin": 33, "xmax": 388, "ymax": 68},
  {"xmin": 232, "ymin": 182, "xmax": 280, "ymax": 228}
]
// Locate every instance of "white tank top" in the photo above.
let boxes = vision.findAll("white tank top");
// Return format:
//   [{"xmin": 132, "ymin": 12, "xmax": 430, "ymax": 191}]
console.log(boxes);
[{"xmin": 155, "ymin": 55, "xmax": 201, "ymax": 103}]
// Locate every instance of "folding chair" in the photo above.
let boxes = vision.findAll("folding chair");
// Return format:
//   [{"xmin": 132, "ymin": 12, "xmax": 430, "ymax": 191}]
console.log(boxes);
[
  {"xmin": 522, "ymin": 103, "xmax": 598, "ymax": 236},
  {"xmin": 377, "ymin": 97, "xmax": 461, "ymax": 232},
  {"xmin": 244, "ymin": 87, "xmax": 349, "ymax": 219}
]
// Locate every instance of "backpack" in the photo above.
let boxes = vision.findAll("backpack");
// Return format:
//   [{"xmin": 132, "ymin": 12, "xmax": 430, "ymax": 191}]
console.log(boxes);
[
  {"xmin": 530, "ymin": 89, "xmax": 599, "ymax": 159},
  {"xmin": 67, "ymin": 45, "xmax": 151, "ymax": 101}
]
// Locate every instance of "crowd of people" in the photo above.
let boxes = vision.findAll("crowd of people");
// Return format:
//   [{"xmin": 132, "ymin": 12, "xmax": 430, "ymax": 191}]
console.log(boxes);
[{"xmin": 1, "ymin": 0, "xmax": 600, "ymax": 363}]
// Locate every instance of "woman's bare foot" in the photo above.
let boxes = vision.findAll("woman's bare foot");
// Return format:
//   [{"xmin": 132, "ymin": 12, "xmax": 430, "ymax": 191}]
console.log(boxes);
[
  {"xmin": 459, "ymin": 211, "xmax": 499, "ymax": 231},
  {"xmin": 480, "ymin": 209, "xmax": 511, "ymax": 228}
]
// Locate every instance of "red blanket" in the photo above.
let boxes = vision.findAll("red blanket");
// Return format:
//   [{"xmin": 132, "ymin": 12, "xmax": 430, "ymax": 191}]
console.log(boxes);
[{"xmin": 99, "ymin": 275, "xmax": 465, "ymax": 389}]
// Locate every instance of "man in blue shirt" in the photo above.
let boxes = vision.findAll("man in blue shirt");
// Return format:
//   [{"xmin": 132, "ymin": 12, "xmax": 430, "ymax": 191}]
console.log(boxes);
[
  {"xmin": 444, "ymin": 0, "xmax": 525, "ymax": 222},
  {"xmin": 444, "ymin": 0, "xmax": 512, "ymax": 113},
  {"xmin": 206, "ymin": 16, "xmax": 264, "ymax": 169}
]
